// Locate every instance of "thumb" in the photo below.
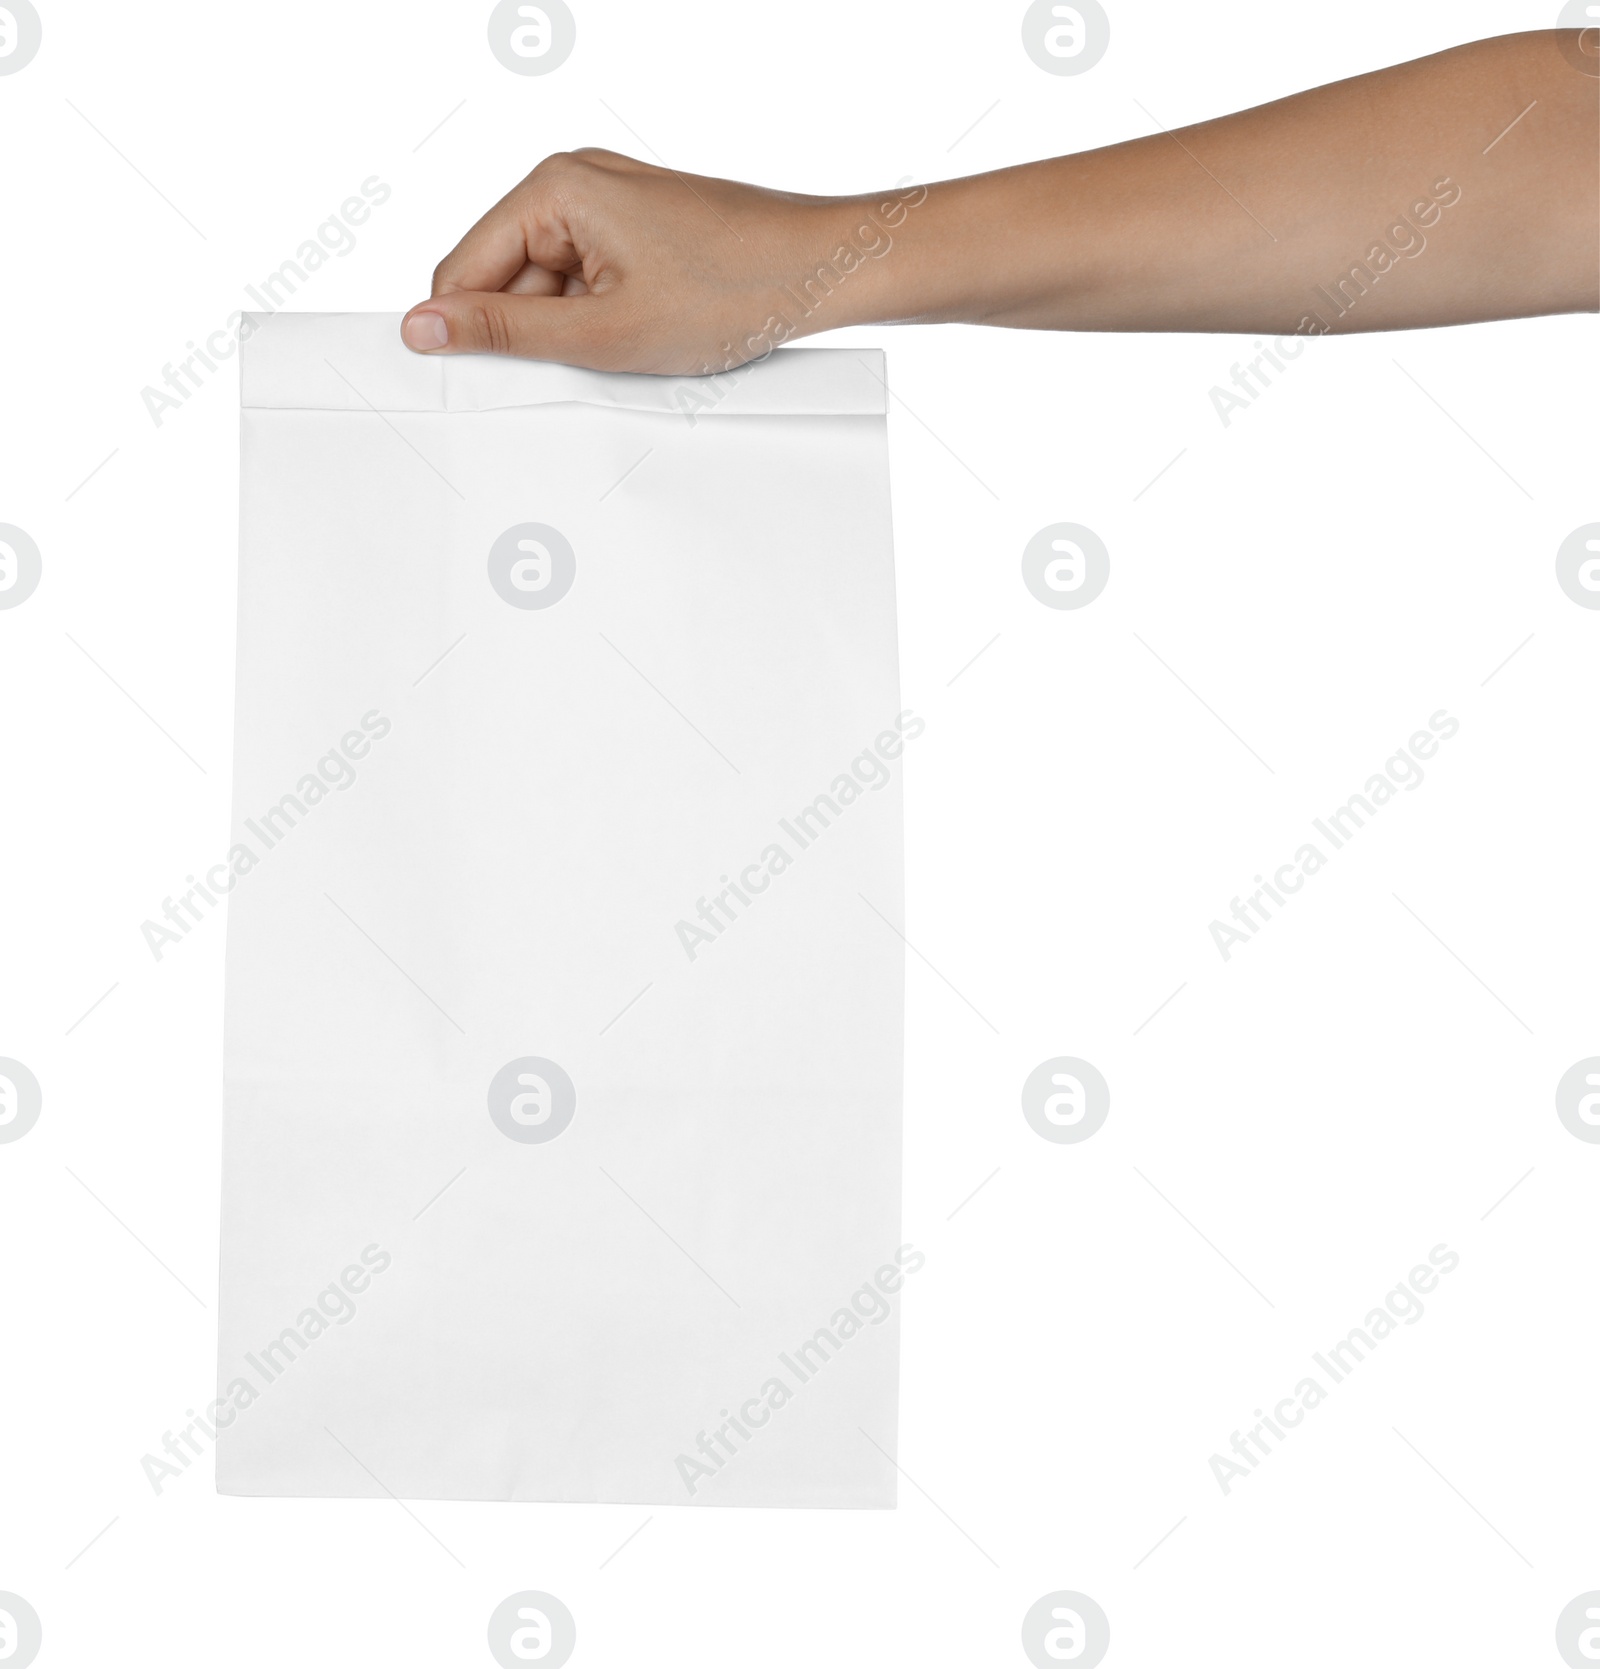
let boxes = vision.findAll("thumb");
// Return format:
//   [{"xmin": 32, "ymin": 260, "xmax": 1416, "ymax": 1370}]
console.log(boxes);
[{"xmin": 400, "ymin": 291, "xmax": 604, "ymax": 366}]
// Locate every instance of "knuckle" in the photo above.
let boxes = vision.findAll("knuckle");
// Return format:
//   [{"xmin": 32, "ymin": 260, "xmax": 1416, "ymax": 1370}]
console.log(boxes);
[
  {"xmin": 524, "ymin": 151, "xmax": 588, "ymax": 206},
  {"xmin": 530, "ymin": 147, "xmax": 630, "ymax": 193},
  {"xmin": 465, "ymin": 299, "xmax": 514, "ymax": 356},
  {"xmin": 532, "ymin": 149, "xmax": 582, "ymax": 180}
]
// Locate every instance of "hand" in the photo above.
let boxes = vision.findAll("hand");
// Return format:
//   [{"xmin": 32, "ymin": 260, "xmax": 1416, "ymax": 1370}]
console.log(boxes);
[{"xmin": 401, "ymin": 149, "xmax": 915, "ymax": 375}]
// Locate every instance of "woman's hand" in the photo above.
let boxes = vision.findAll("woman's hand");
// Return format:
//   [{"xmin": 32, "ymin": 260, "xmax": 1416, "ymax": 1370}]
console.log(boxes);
[{"xmin": 401, "ymin": 148, "xmax": 913, "ymax": 375}]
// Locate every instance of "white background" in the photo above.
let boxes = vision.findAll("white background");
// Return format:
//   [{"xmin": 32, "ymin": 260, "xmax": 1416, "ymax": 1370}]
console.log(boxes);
[{"xmin": 2, "ymin": 0, "xmax": 1597, "ymax": 1664}]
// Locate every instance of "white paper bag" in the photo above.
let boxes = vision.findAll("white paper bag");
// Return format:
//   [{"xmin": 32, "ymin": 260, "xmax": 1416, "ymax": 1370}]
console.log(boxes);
[{"xmin": 217, "ymin": 314, "xmax": 908, "ymax": 1506}]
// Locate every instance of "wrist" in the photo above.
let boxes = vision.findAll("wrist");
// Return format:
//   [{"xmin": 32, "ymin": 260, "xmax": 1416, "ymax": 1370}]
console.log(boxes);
[{"xmin": 768, "ymin": 183, "xmax": 938, "ymax": 340}]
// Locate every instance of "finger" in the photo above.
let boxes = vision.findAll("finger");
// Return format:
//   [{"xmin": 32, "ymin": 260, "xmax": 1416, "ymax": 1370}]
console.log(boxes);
[
  {"xmin": 431, "ymin": 171, "xmax": 582, "ymax": 297},
  {"xmin": 430, "ymin": 192, "xmax": 537, "ymax": 297},
  {"xmin": 503, "ymin": 260, "xmax": 566, "ymax": 297},
  {"xmin": 400, "ymin": 290, "xmax": 606, "ymax": 366}
]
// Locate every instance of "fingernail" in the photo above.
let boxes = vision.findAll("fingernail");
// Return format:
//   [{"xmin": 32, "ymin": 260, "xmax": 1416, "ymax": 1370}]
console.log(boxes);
[{"xmin": 403, "ymin": 310, "xmax": 449, "ymax": 350}]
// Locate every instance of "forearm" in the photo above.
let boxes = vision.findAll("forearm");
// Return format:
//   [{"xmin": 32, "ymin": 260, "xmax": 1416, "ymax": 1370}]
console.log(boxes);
[{"xmin": 822, "ymin": 31, "xmax": 1598, "ymax": 337}]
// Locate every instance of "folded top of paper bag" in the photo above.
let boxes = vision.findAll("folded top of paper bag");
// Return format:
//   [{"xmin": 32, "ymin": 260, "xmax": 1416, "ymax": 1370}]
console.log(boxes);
[{"xmin": 240, "ymin": 312, "xmax": 887, "ymax": 418}]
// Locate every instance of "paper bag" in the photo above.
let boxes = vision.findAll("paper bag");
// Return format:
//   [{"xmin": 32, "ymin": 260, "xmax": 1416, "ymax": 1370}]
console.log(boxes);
[{"xmin": 217, "ymin": 314, "xmax": 908, "ymax": 1506}]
